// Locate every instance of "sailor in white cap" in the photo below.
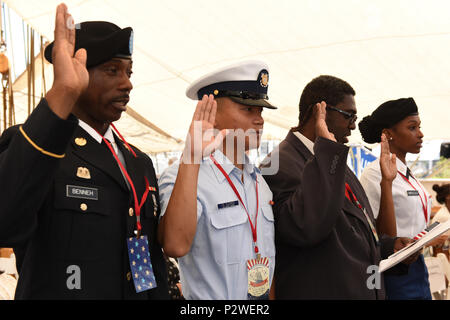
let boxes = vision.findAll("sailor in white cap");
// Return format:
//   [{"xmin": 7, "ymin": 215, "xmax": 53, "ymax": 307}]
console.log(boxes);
[{"xmin": 157, "ymin": 60, "xmax": 276, "ymax": 300}]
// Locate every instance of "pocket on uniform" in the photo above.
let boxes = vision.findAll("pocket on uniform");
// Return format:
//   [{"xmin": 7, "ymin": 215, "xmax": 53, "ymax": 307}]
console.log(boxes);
[
  {"xmin": 260, "ymin": 205, "xmax": 275, "ymax": 259},
  {"xmin": 210, "ymin": 206, "xmax": 248, "ymax": 265},
  {"xmin": 53, "ymin": 180, "xmax": 111, "ymax": 261},
  {"xmin": 54, "ymin": 181, "xmax": 109, "ymax": 216}
]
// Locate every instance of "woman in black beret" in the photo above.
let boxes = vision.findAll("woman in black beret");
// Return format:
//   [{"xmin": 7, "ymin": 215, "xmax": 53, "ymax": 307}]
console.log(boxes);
[{"xmin": 359, "ymin": 97, "xmax": 436, "ymax": 300}]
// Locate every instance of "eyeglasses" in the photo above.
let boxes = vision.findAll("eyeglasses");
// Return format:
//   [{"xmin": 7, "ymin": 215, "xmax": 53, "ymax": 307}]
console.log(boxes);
[{"xmin": 326, "ymin": 105, "xmax": 358, "ymax": 124}]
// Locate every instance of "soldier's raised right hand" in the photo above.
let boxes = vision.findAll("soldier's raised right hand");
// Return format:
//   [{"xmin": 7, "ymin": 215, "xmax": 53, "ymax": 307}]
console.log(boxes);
[{"xmin": 46, "ymin": 3, "xmax": 88, "ymax": 119}]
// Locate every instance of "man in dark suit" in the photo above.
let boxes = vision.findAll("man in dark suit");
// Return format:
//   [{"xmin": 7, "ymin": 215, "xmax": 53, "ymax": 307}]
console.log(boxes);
[
  {"xmin": 0, "ymin": 4, "xmax": 168, "ymax": 299},
  {"xmin": 261, "ymin": 75, "xmax": 412, "ymax": 299}
]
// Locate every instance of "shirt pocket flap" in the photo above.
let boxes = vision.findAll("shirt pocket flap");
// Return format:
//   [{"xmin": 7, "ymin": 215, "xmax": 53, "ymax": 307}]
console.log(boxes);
[
  {"xmin": 261, "ymin": 205, "xmax": 274, "ymax": 222},
  {"xmin": 210, "ymin": 207, "xmax": 248, "ymax": 230}
]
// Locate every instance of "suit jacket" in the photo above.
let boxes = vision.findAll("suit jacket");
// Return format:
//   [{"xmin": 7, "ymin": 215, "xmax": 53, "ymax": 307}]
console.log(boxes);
[
  {"xmin": 261, "ymin": 131, "xmax": 396, "ymax": 299},
  {"xmin": 0, "ymin": 99, "xmax": 169, "ymax": 299}
]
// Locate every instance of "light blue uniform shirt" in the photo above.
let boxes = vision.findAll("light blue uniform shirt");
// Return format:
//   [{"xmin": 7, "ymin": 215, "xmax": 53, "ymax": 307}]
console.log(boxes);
[{"xmin": 158, "ymin": 150, "xmax": 275, "ymax": 300}]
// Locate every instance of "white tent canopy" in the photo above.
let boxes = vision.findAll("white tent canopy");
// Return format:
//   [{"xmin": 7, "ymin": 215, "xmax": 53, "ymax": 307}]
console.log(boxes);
[
  {"xmin": 3, "ymin": 0, "xmax": 450, "ymax": 152},
  {"xmin": 9, "ymin": 50, "xmax": 184, "ymax": 153}
]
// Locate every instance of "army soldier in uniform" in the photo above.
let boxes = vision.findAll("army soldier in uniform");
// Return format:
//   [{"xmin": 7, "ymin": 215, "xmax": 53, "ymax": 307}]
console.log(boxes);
[{"xmin": 0, "ymin": 4, "xmax": 168, "ymax": 299}]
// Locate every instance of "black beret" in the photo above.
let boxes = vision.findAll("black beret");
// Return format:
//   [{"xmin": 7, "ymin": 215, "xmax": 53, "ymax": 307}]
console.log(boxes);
[
  {"xmin": 44, "ymin": 21, "xmax": 133, "ymax": 69},
  {"xmin": 359, "ymin": 97, "xmax": 419, "ymax": 143}
]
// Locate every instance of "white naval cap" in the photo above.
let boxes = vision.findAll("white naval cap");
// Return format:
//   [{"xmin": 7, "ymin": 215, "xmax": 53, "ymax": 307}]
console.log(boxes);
[{"xmin": 185, "ymin": 60, "xmax": 276, "ymax": 109}]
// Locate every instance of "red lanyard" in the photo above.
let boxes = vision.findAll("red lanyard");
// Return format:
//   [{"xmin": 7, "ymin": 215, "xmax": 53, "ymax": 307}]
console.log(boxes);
[
  {"xmin": 97, "ymin": 125, "xmax": 150, "ymax": 236},
  {"xmin": 210, "ymin": 155, "xmax": 260, "ymax": 256},
  {"xmin": 345, "ymin": 183, "xmax": 379, "ymax": 244},
  {"xmin": 345, "ymin": 183, "xmax": 363, "ymax": 210},
  {"xmin": 397, "ymin": 170, "xmax": 428, "ymax": 223},
  {"xmin": 111, "ymin": 123, "xmax": 137, "ymax": 158}
]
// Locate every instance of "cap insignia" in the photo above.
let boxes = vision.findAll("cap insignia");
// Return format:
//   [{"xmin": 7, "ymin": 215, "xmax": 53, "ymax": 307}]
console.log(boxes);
[{"xmin": 260, "ymin": 72, "xmax": 269, "ymax": 88}]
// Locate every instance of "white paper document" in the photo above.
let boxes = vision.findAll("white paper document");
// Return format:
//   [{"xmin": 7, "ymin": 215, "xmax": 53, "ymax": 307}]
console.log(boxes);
[{"xmin": 379, "ymin": 219, "xmax": 450, "ymax": 273}]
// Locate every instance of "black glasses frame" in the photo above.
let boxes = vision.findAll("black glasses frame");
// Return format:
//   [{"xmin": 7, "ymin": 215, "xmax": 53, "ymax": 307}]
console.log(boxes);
[{"xmin": 326, "ymin": 105, "xmax": 357, "ymax": 124}]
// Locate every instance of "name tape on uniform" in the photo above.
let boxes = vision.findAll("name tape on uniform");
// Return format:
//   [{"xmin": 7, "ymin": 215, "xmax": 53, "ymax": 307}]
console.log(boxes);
[
  {"xmin": 217, "ymin": 200, "xmax": 239, "ymax": 210},
  {"xmin": 66, "ymin": 185, "xmax": 98, "ymax": 200}
]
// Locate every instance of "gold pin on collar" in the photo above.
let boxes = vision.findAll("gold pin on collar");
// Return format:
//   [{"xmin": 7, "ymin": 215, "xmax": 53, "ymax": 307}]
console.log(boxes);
[{"xmin": 75, "ymin": 137, "xmax": 87, "ymax": 146}]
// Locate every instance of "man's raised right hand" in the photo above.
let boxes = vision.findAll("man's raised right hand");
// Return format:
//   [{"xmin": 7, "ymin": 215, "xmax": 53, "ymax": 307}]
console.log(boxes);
[
  {"xmin": 314, "ymin": 101, "xmax": 336, "ymax": 142},
  {"xmin": 46, "ymin": 3, "xmax": 89, "ymax": 119}
]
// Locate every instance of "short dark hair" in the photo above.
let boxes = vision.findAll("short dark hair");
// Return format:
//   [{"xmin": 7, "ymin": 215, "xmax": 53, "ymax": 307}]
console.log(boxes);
[{"xmin": 296, "ymin": 75, "xmax": 355, "ymax": 127}]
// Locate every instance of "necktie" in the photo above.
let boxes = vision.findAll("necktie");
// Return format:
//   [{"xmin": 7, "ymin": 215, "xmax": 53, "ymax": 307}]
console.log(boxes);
[
  {"xmin": 102, "ymin": 138, "xmax": 130, "ymax": 189},
  {"xmin": 406, "ymin": 167, "xmax": 412, "ymax": 180}
]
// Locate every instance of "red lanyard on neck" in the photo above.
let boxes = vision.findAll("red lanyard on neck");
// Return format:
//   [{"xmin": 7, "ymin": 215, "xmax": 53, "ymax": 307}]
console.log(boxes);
[
  {"xmin": 111, "ymin": 123, "xmax": 137, "ymax": 158},
  {"xmin": 97, "ymin": 125, "xmax": 150, "ymax": 237},
  {"xmin": 210, "ymin": 155, "xmax": 260, "ymax": 256},
  {"xmin": 397, "ymin": 170, "xmax": 428, "ymax": 223}
]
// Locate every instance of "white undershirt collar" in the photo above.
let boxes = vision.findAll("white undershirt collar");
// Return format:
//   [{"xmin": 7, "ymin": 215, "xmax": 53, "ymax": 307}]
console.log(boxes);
[
  {"xmin": 78, "ymin": 119, "xmax": 115, "ymax": 144},
  {"xmin": 293, "ymin": 131, "xmax": 315, "ymax": 155}
]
